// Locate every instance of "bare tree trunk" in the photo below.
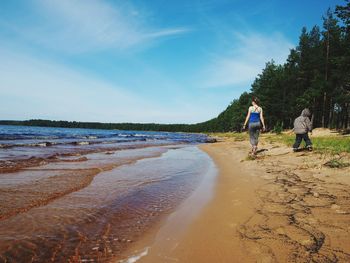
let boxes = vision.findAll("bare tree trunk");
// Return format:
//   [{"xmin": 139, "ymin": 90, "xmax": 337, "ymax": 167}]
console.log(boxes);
[
  {"xmin": 328, "ymin": 97, "xmax": 333, "ymax": 128},
  {"xmin": 348, "ymin": 104, "xmax": 350, "ymax": 129},
  {"xmin": 336, "ymin": 112, "xmax": 340, "ymax": 129},
  {"xmin": 323, "ymin": 18, "xmax": 330, "ymax": 128},
  {"xmin": 345, "ymin": 103, "xmax": 349, "ymax": 129},
  {"xmin": 312, "ymin": 97, "xmax": 316, "ymax": 128},
  {"xmin": 322, "ymin": 92, "xmax": 327, "ymax": 127},
  {"xmin": 340, "ymin": 104, "xmax": 346, "ymax": 129}
]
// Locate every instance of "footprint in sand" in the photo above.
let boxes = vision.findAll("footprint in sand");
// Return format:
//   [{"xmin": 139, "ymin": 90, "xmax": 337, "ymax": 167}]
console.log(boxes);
[
  {"xmin": 229, "ymin": 223, "xmax": 238, "ymax": 228},
  {"xmin": 261, "ymin": 203, "xmax": 294, "ymax": 215},
  {"xmin": 231, "ymin": 199, "xmax": 242, "ymax": 206},
  {"xmin": 331, "ymin": 204, "xmax": 340, "ymax": 210}
]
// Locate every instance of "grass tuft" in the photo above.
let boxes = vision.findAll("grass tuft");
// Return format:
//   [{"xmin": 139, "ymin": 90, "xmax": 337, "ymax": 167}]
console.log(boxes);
[
  {"xmin": 245, "ymin": 154, "xmax": 257, "ymax": 161},
  {"xmin": 324, "ymin": 158, "xmax": 350, "ymax": 168},
  {"xmin": 264, "ymin": 133, "xmax": 350, "ymax": 154}
]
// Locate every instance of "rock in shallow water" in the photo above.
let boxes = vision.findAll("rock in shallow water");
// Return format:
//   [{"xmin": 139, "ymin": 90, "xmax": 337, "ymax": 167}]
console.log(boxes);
[{"xmin": 205, "ymin": 137, "xmax": 217, "ymax": 143}]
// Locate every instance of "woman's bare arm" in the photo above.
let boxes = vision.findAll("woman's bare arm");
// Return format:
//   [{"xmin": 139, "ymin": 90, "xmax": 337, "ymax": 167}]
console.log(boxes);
[
  {"xmin": 260, "ymin": 109, "xmax": 266, "ymax": 131},
  {"xmin": 243, "ymin": 108, "xmax": 251, "ymax": 129}
]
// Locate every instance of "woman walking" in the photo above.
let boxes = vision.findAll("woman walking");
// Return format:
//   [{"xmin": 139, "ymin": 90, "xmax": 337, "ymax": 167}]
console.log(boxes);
[{"xmin": 243, "ymin": 97, "xmax": 266, "ymax": 155}]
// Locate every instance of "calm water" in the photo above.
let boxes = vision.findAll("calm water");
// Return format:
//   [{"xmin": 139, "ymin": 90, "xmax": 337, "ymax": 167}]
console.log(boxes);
[
  {"xmin": 0, "ymin": 125, "xmax": 214, "ymax": 262},
  {"xmin": 0, "ymin": 125, "xmax": 208, "ymax": 146}
]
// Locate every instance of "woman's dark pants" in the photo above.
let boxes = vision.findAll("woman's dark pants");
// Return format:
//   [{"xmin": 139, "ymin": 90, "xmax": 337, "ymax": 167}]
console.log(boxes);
[
  {"xmin": 248, "ymin": 122, "xmax": 261, "ymax": 146},
  {"xmin": 293, "ymin": 133, "xmax": 312, "ymax": 149}
]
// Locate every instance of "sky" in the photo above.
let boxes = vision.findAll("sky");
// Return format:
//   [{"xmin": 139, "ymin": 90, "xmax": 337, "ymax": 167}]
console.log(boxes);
[{"xmin": 0, "ymin": 0, "xmax": 345, "ymax": 124}]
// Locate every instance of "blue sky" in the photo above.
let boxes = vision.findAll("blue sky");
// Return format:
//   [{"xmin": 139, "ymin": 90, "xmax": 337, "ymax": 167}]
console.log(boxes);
[{"xmin": 0, "ymin": 0, "xmax": 345, "ymax": 123}]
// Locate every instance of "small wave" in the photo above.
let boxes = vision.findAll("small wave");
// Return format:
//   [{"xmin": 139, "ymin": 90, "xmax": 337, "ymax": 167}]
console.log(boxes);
[
  {"xmin": 114, "ymin": 133, "xmax": 149, "ymax": 139},
  {"xmin": 30, "ymin": 142, "xmax": 56, "ymax": 147},
  {"xmin": 0, "ymin": 134, "xmax": 61, "ymax": 140},
  {"xmin": 133, "ymin": 134, "xmax": 148, "ymax": 138},
  {"xmin": 73, "ymin": 141, "xmax": 90, "ymax": 146},
  {"xmin": 78, "ymin": 135, "xmax": 99, "ymax": 139},
  {"xmin": 119, "ymin": 247, "xmax": 149, "ymax": 263},
  {"xmin": 0, "ymin": 141, "xmax": 57, "ymax": 148},
  {"xmin": 113, "ymin": 133, "xmax": 129, "ymax": 137}
]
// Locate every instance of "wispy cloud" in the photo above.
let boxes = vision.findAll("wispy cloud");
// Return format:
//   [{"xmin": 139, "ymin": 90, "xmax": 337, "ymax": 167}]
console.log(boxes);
[
  {"xmin": 201, "ymin": 32, "xmax": 294, "ymax": 88},
  {"xmin": 2, "ymin": 0, "xmax": 190, "ymax": 53},
  {"xmin": 0, "ymin": 50, "xmax": 144, "ymax": 121},
  {"xmin": 145, "ymin": 28, "xmax": 191, "ymax": 38},
  {"xmin": 0, "ymin": 48, "xmax": 212, "ymax": 123}
]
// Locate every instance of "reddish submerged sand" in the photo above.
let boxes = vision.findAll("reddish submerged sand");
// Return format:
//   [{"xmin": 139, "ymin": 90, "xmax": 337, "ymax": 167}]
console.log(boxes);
[{"xmin": 0, "ymin": 145, "xmax": 212, "ymax": 262}]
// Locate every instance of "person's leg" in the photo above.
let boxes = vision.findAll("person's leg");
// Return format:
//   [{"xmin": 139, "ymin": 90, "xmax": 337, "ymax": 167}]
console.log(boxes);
[
  {"xmin": 249, "ymin": 123, "xmax": 260, "ymax": 154},
  {"xmin": 248, "ymin": 124, "xmax": 255, "ymax": 153},
  {"xmin": 293, "ymin": 134, "xmax": 302, "ymax": 150},
  {"xmin": 253, "ymin": 126, "xmax": 260, "ymax": 154},
  {"xmin": 302, "ymin": 133, "xmax": 312, "ymax": 150}
]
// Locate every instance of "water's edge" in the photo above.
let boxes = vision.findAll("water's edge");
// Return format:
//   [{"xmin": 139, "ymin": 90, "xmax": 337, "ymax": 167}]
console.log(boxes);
[{"xmin": 117, "ymin": 145, "xmax": 218, "ymax": 263}]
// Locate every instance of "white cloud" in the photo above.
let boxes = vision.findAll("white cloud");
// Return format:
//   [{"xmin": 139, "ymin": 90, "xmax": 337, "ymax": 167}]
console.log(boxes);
[
  {"xmin": 5, "ymin": 0, "xmax": 190, "ymax": 53},
  {"xmin": 0, "ymin": 51, "xmax": 140, "ymax": 121},
  {"xmin": 0, "ymin": 49, "xmax": 213, "ymax": 123},
  {"xmin": 202, "ymin": 32, "xmax": 294, "ymax": 88}
]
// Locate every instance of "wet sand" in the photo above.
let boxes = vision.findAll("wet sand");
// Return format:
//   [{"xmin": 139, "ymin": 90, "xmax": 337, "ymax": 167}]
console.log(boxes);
[{"xmin": 122, "ymin": 137, "xmax": 350, "ymax": 262}]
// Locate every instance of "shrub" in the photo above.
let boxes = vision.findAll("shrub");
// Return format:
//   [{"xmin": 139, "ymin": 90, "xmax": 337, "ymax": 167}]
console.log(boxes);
[{"xmin": 273, "ymin": 121, "xmax": 283, "ymax": 134}]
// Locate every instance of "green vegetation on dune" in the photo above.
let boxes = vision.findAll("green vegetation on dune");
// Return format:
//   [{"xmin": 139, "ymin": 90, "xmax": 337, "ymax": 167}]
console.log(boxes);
[
  {"xmin": 307, "ymin": 136, "xmax": 350, "ymax": 153},
  {"xmin": 210, "ymin": 131, "xmax": 350, "ymax": 154},
  {"xmin": 265, "ymin": 133, "xmax": 350, "ymax": 154}
]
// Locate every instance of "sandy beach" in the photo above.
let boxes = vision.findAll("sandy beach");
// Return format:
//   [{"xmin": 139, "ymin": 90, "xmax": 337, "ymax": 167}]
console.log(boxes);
[{"xmin": 122, "ymin": 135, "xmax": 350, "ymax": 263}]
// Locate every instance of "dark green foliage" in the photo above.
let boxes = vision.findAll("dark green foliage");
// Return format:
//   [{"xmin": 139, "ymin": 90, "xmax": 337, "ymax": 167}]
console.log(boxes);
[
  {"xmin": 201, "ymin": 2, "xmax": 349, "ymax": 132},
  {"xmin": 228, "ymin": 2, "xmax": 349, "ymax": 131}
]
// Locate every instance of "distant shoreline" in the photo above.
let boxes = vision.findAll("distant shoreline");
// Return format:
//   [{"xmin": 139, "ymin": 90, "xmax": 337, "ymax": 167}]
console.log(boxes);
[{"xmin": 0, "ymin": 119, "xmax": 202, "ymax": 133}]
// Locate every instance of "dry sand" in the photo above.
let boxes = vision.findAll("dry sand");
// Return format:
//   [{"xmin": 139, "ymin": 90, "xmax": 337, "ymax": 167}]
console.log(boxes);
[{"xmin": 120, "ymin": 137, "xmax": 350, "ymax": 263}]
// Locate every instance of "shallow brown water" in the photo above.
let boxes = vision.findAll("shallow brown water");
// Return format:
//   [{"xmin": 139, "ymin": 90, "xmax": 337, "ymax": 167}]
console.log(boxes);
[{"xmin": 0, "ymin": 145, "xmax": 212, "ymax": 262}]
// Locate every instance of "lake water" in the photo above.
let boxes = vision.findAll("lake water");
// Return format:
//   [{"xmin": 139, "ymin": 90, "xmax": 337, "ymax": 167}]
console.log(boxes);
[{"xmin": 0, "ymin": 125, "xmax": 214, "ymax": 262}]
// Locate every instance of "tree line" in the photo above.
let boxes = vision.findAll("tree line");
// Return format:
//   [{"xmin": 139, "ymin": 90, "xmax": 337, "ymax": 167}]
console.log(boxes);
[
  {"xmin": 206, "ymin": 1, "xmax": 350, "ymax": 132},
  {"xmin": 1, "ymin": 1, "xmax": 349, "ymax": 133}
]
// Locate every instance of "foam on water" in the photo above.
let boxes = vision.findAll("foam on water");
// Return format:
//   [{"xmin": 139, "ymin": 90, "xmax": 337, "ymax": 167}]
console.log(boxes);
[{"xmin": 119, "ymin": 247, "xmax": 150, "ymax": 263}]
